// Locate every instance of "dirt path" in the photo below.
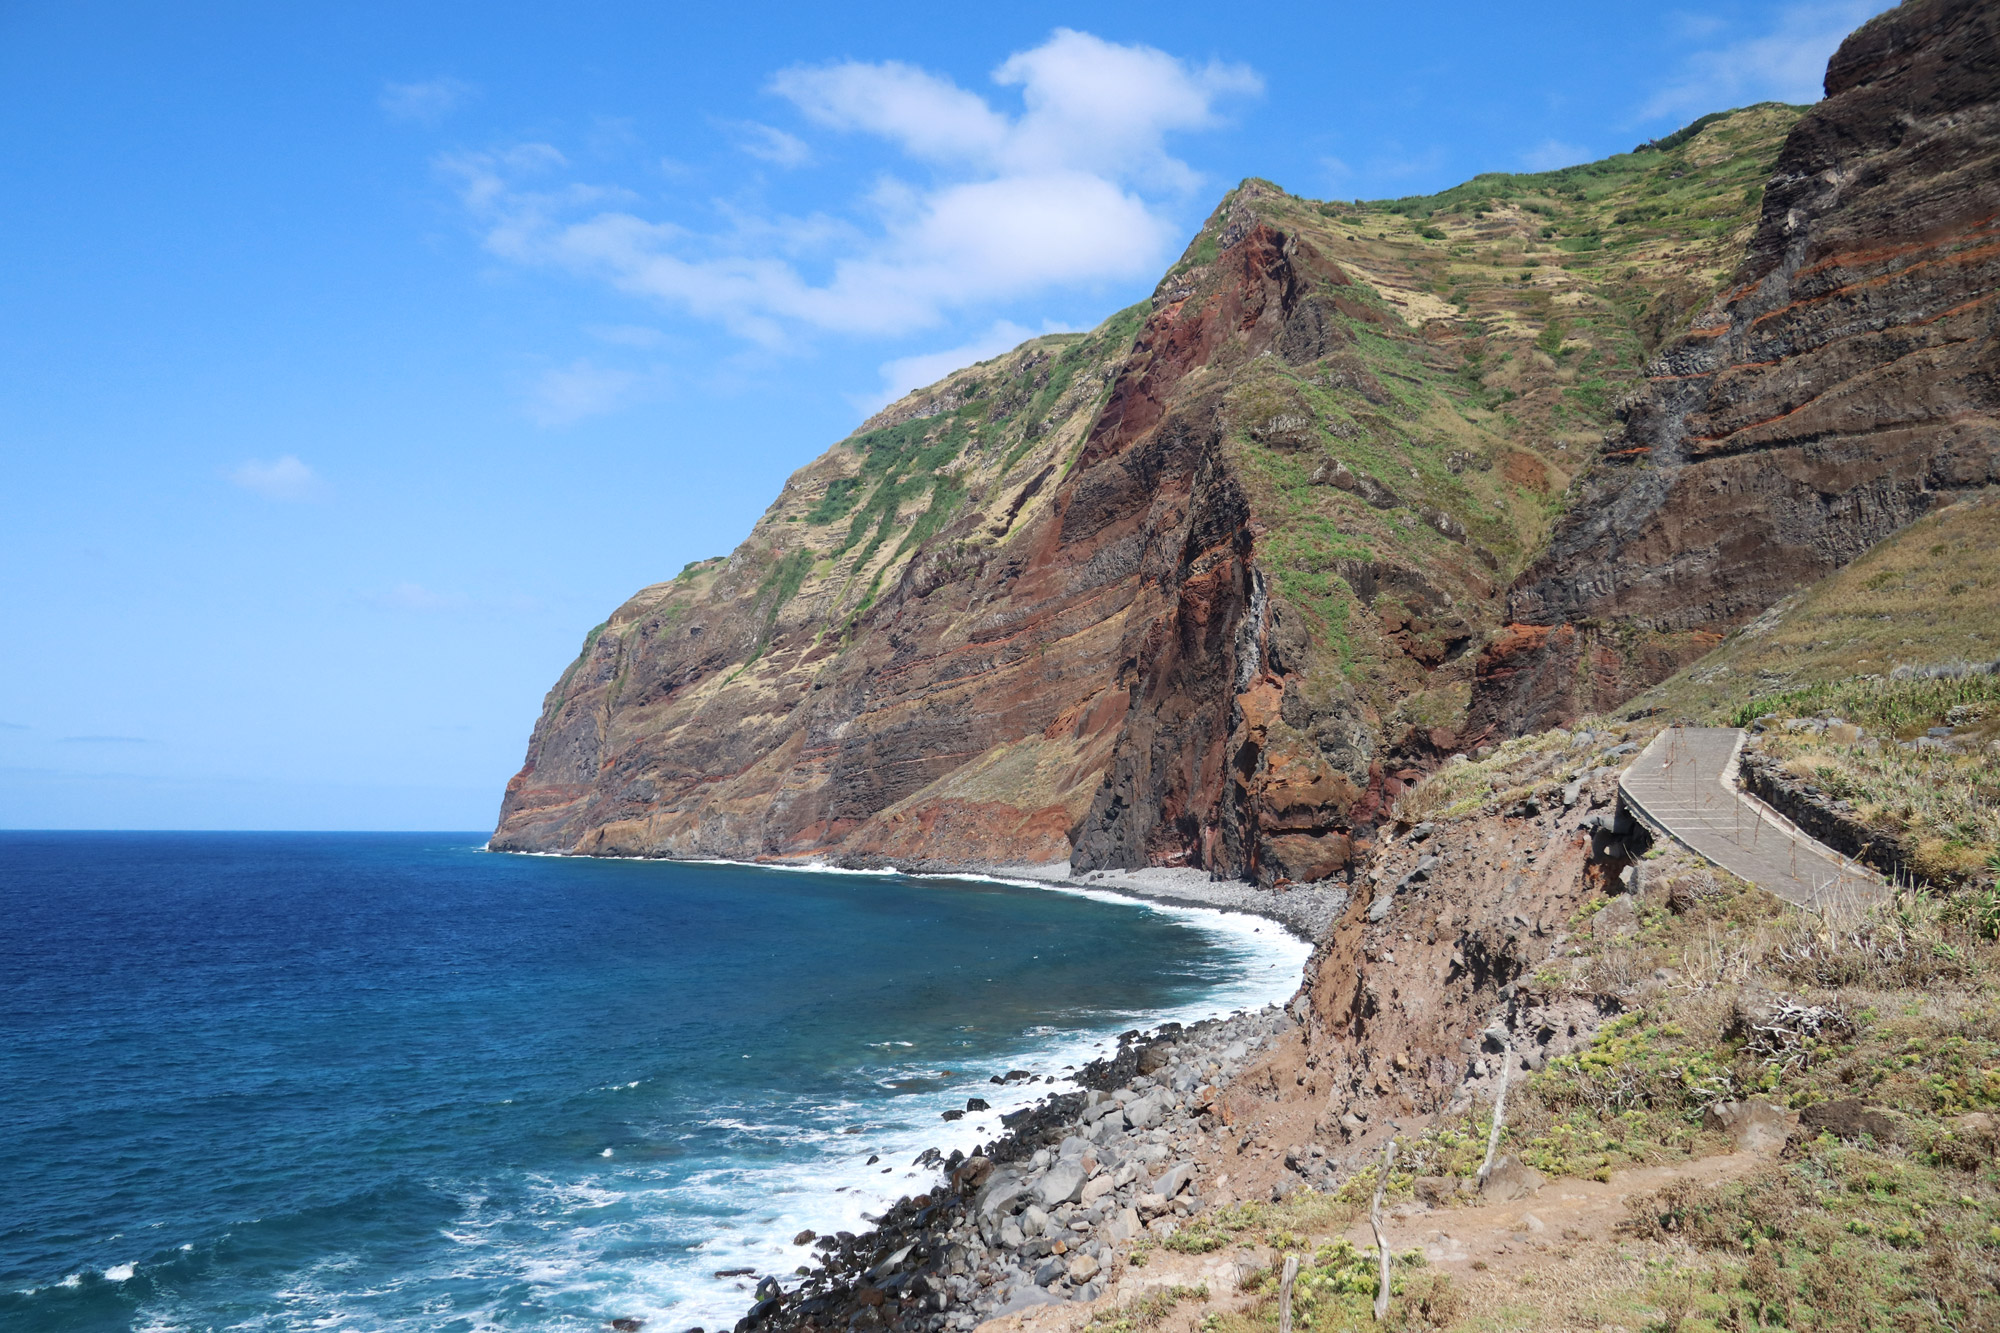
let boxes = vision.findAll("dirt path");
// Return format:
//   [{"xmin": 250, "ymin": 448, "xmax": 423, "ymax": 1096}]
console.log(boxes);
[
  {"xmin": 1619, "ymin": 726, "xmax": 1885, "ymax": 913},
  {"xmin": 977, "ymin": 1150, "xmax": 1776, "ymax": 1333}
]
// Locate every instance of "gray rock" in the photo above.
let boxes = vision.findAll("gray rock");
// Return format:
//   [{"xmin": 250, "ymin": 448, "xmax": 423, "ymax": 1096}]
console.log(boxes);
[
  {"xmin": 1125, "ymin": 1092, "xmax": 1167, "ymax": 1131},
  {"xmin": 978, "ymin": 1174, "xmax": 1027, "ymax": 1219},
  {"xmin": 1033, "ymin": 1257, "xmax": 1066, "ymax": 1287},
  {"xmin": 1478, "ymin": 1156, "xmax": 1546, "ymax": 1202},
  {"xmin": 1154, "ymin": 1161, "xmax": 1195, "ymax": 1198},
  {"xmin": 1038, "ymin": 1161, "xmax": 1087, "ymax": 1207},
  {"xmin": 1703, "ymin": 1100, "xmax": 1797, "ymax": 1154},
  {"xmin": 1592, "ymin": 894, "xmax": 1638, "ymax": 940},
  {"xmin": 1368, "ymin": 894, "xmax": 1394, "ymax": 923}
]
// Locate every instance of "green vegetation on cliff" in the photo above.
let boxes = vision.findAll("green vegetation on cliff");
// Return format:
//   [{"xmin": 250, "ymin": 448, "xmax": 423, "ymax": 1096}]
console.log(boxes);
[{"xmin": 1144, "ymin": 105, "xmax": 1801, "ymax": 743}]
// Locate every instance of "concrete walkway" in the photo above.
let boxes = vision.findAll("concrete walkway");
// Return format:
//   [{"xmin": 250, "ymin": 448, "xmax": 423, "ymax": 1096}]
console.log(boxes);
[{"xmin": 1619, "ymin": 726, "xmax": 1888, "ymax": 914}]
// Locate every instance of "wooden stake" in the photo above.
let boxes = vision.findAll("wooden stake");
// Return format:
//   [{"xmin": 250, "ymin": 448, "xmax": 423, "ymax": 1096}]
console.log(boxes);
[
  {"xmin": 1278, "ymin": 1253, "xmax": 1300, "ymax": 1333},
  {"xmin": 1370, "ymin": 1136, "xmax": 1397, "ymax": 1323},
  {"xmin": 1477, "ymin": 1052, "xmax": 1511, "ymax": 1184}
]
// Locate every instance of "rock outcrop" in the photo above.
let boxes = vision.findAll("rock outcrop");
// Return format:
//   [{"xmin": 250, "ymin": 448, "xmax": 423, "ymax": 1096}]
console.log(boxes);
[
  {"xmin": 494, "ymin": 207, "xmax": 1489, "ymax": 879},
  {"xmin": 497, "ymin": 5, "xmax": 1988, "ymax": 877},
  {"xmin": 1470, "ymin": 0, "xmax": 2000, "ymax": 738}
]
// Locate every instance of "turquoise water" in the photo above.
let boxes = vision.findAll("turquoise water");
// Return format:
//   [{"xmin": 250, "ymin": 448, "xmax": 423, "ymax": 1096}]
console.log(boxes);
[{"xmin": 0, "ymin": 833, "xmax": 1306, "ymax": 1332}]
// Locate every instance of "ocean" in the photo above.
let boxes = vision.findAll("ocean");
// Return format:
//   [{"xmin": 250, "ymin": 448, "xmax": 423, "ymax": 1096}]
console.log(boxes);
[{"xmin": 0, "ymin": 832, "xmax": 1307, "ymax": 1332}]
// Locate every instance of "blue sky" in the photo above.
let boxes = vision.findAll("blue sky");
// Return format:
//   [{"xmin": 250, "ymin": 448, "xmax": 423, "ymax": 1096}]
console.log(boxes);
[{"xmin": 0, "ymin": 0, "xmax": 1887, "ymax": 830}]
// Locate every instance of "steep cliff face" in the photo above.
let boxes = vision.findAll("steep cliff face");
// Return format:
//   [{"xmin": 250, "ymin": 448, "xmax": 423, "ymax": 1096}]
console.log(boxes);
[
  {"xmin": 1470, "ymin": 0, "xmax": 2000, "ymax": 738},
  {"xmin": 496, "ymin": 92, "xmax": 1831, "ymax": 878},
  {"xmin": 493, "ymin": 175, "xmax": 1603, "ymax": 874}
]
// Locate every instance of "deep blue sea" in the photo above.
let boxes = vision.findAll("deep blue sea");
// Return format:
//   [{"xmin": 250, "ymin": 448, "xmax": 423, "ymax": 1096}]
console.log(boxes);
[{"xmin": 0, "ymin": 832, "xmax": 1306, "ymax": 1333}]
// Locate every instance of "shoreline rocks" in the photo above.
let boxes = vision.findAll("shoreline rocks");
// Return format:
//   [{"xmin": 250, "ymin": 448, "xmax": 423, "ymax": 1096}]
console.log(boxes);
[{"xmin": 747, "ymin": 1005, "xmax": 1294, "ymax": 1333}]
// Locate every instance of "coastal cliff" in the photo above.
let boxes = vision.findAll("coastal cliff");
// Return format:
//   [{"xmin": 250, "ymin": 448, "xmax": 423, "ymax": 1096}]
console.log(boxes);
[
  {"xmin": 498, "ymin": 0, "xmax": 1993, "ymax": 879},
  {"xmin": 493, "ymin": 199, "xmax": 1515, "ymax": 879},
  {"xmin": 1469, "ymin": 0, "xmax": 2000, "ymax": 737}
]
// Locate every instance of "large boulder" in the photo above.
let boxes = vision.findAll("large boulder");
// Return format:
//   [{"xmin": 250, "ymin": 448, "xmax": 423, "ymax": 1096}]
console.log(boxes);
[
  {"xmin": 1798, "ymin": 1099, "xmax": 1900, "ymax": 1144},
  {"xmin": 1154, "ymin": 1161, "xmax": 1196, "ymax": 1199},
  {"xmin": 1038, "ymin": 1161, "xmax": 1088, "ymax": 1207},
  {"xmin": 1124, "ymin": 1092, "xmax": 1168, "ymax": 1131},
  {"xmin": 1703, "ymin": 1100, "xmax": 1797, "ymax": 1154},
  {"xmin": 1478, "ymin": 1156, "xmax": 1546, "ymax": 1202}
]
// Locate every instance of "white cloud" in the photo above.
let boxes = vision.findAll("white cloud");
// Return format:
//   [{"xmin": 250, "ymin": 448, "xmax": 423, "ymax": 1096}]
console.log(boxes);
[
  {"xmin": 586, "ymin": 323, "xmax": 669, "ymax": 348},
  {"xmin": 229, "ymin": 455, "xmax": 323, "ymax": 501},
  {"xmin": 1667, "ymin": 11, "xmax": 1728, "ymax": 40},
  {"xmin": 859, "ymin": 319, "xmax": 1060, "ymax": 413},
  {"xmin": 1639, "ymin": 2, "xmax": 1890, "ymax": 122},
  {"xmin": 380, "ymin": 76, "xmax": 475, "ymax": 126},
  {"xmin": 446, "ymin": 30, "xmax": 1259, "ymax": 344},
  {"xmin": 380, "ymin": 582, "xmax": 457, "ymax": 612},
  {"xmin": 527, "ymin": 359, "xmax": 642, "ymax": 426},
  {"xmin": 1521, "ymin": 139, "xmax": 1590, "ymax": 171},
  {"xmin": 730, "ymin": 121, "xmax": 813, "ymax": 167}
]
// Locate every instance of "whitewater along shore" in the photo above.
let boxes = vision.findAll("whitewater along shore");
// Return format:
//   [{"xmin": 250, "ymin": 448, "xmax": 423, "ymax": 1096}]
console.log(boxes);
[
  {"xmin": 998, "ymin": 865, "xmax": 1349, "ymax": 943},
  {"xmin": 714, "ymin": 1005, "xmax": 1298, "ymax": 1333}
]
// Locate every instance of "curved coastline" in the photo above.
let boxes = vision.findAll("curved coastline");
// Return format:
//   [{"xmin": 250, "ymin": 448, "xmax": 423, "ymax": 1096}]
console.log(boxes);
[
  {"xmin": 485, "ymin": 840, "xmax": 1324, "ymax": 1331},
  {"xmin": 485, "ymin": 843, "xmax": 1350, "ymax": 943}
]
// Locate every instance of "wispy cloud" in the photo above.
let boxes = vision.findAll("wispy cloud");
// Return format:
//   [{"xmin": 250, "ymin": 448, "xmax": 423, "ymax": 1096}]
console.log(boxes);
[
  {"xmin": 729, "ymin": 121, "xmax": 812, "ymax": 167},
  {"xmin": 381, "ymin": 76, "xmax": 476, "ymax": 126},
  {"xmin": 378, "ymin": 582, "xmax": 458, "ymax": 612},
  {"xmin": 443, "ymin": 30, "xmax": 1260, "ymax": 345},
  {"xmin": 859, "ymin": 319, "xmax": 1064, "ymax": 413},
  {"xmin": 61, "ymin": 734, "xmax": 155, "ymax": 745},
  {"xmin": 526, "ymin": 359, "xmax": 644, "ymax": 426},
  {"xmin": 1639, "ymin": 2, "xmax": 1889, "ymax": 123},
  {"xmin": 1521, "ymin": 138, "xmax": 1589, "ymax": 171},
  {"xmin": 228, "ymin": 455, "xmax": 324, "ymax": 501},
  {"xmin": 586, "ymin": 323, "xmax": 670, "ymax": 348},
  {"xmin": 0, "ymin": 721, "xmax": 27, "ymax": 731}
]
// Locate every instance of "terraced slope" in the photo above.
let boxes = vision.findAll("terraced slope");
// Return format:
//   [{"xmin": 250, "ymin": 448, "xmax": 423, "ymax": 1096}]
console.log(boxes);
[{"xmin": 1472, "ymin": 0, "xmax": 2000, "ymax": 737}]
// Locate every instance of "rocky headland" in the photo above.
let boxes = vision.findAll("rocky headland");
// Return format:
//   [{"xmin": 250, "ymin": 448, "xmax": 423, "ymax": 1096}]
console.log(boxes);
[{"xmin": 505, "ymin": 2, "xmax": 2000, "ymax": 1328}]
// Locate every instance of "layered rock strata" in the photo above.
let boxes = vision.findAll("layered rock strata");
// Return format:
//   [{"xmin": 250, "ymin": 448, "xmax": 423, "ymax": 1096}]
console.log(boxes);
[
  {"xmin": 1471, "ymin": 0, "xmax": 2000, "ymax": 737},
  {"xmin": 495, "ymin": 201, "xmax": 1536, "ymax": 880}
]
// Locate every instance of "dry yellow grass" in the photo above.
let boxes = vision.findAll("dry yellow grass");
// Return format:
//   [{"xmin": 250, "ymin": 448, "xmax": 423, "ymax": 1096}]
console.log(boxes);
[{"xmin": 1633, "ymin": 488, "xmax": 2000, "ymax": 723}]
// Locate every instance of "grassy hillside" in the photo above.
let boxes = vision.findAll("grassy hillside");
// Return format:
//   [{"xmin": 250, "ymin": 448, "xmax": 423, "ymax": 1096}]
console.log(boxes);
[
  {"xmin": 1150, "ymin": 104, "xmax": 1803, "ymax": 741},
  {"xmin": 1628, "ymin": 490, "xmax": 2000, "ymax": 724}
]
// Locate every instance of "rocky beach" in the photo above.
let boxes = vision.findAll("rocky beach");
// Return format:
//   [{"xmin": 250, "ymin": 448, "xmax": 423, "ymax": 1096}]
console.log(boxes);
[{"xmin": 747, "ymin": 1003, "xmax": 1299, "ymax": 1333}]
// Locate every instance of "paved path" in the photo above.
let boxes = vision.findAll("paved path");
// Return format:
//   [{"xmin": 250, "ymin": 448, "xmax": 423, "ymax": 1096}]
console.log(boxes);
[{"xmin": 1619, "ymin": 726, "xmax": 1887, "ymax": 914}]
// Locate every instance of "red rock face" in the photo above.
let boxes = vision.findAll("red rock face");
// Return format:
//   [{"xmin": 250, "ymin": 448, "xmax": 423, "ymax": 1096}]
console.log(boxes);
[
  {"xmin": 1470, "ymin": 0, "xmax": 2000, "ymax": 738},
  {"xmin": 492, "ymin": 219, "xmax": 1382, "ymax": 880}
]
